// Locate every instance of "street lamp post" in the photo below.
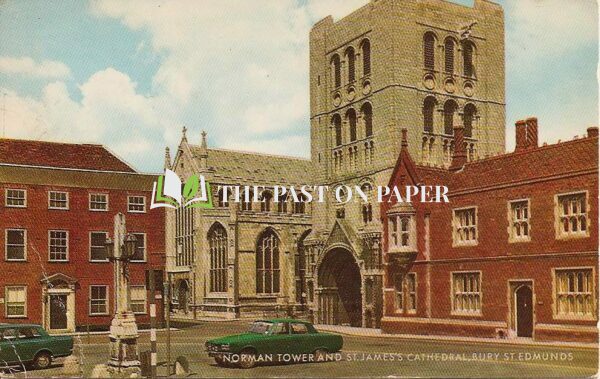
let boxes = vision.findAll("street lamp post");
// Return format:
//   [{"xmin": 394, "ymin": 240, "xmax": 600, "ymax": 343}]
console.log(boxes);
[{"xmin": 105, "ymin": 213, "xmax": 141, "ymax": 376}]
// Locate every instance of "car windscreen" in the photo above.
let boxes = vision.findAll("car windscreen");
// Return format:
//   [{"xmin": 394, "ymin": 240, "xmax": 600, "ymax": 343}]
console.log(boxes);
[{"xmin": 248, "ymin": 321, "xmax": 272, "ymax": 334}]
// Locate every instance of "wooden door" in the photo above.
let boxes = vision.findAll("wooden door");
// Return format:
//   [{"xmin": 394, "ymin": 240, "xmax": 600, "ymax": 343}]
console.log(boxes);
[
  {"xmin": 516, "ymin": 286, "xmax": 533, "ymax": 337},
  {"xmin": 50, "ymin": 294, "xmax": 68, "ymax": 330}
]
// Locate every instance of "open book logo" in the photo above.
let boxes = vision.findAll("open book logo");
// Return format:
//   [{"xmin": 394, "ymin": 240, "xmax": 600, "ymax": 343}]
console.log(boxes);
[{"xmin": 150, "ymin": 169, "xmax": 213, "ymax": 209}]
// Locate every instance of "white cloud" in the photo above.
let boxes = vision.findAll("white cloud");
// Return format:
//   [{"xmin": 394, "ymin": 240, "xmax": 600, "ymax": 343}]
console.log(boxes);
[
  {"xmin": 1, "ymin": 68, "xmax": 172, "ymax": 171},
  {"xmin": 88, "ymin": 0, "xmax": 368, "ymax": 159},
  {"xmin": 0, "ymin": 56, "xmax": 71, "ymax": 79}
]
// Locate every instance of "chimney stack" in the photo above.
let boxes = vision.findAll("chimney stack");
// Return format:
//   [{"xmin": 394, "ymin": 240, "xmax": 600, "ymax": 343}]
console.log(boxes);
[
  {"xmin": 515, "ymin": 118, "xmax": 539, "ymax": 151},
  {"xmin": 401, "ymin": 128, "xmax": 408, "ymax": 148},
  {"xmin": 525, "ymin": 117, "xmax": 538, "ymax": 149},
  {"xmin": 449, "ymin": 124, "xmax": 467, "ymax": 171},
  {"xmin": 588, "ymin": 127, "xmax": 599, "ymax": 138},
  {"xmin": 515, "ymin": 120, "xmax": 527, "ymax": 151}
]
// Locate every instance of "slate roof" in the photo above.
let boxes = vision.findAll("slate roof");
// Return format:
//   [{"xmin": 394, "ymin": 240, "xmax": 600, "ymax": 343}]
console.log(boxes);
[
  {"xmin": 0, "ymin": 138, "xmax": 135, "ymax": 172},
  {"xmin": 0, "ymin": 165, "xmax": 156, "ymax": 191},
  {"xmin": 189, "ymin": 145, "xmax": 314, "ymax": 185}
]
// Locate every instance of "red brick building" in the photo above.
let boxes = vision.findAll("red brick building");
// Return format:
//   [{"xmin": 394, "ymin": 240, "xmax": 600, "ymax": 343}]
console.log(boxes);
[
  {"xmin": 381, "ymin": 120, "xmax": 598, "ymax": 343},
  {"xmin": 0, "ymin": 139, "xmax": 165, "ymax": 333}
]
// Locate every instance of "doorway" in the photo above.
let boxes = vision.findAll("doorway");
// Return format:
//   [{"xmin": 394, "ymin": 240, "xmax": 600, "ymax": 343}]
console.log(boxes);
[
  {"xmin": 50, "ymin": 294, "xmax": 68, "ymax": 330},
  {"xmin": 42, "ymin": 274, "xmax": 77, "ymax": 333},
  {"xmin": 515, "ymin": 285, "xmax": 533, "ymax": 337},
  {"xmin": 317, "ymin": 248, "xmax": 362, "ymax": 326}
]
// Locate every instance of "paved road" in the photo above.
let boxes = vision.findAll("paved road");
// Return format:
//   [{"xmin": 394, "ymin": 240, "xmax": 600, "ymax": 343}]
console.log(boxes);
[{"xmin": 2, "ymin": 321, "xmax": 598, "ymax": 377}]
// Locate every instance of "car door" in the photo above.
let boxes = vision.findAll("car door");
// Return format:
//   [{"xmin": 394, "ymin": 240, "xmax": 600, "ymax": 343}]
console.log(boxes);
[
  {"xmin": 17, "ymin": 327, "xmax": 44, "ymax": 362},
  {"xmin": 288, "ymin": 322, "xmax": 311, "ymax": 355},
  {"xmin": 0, "ymin": 328, "xmax": 22, "ymax": 365},
  {"xmin": 265, "ymin": 322, "xmax": 293, "ymax": 357}
]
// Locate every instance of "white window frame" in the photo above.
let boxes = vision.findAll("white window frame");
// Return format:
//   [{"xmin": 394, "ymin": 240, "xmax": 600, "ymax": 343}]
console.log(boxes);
[
  {"xmin": 5, "ymin": 229, "xmax": 27, "ymax": 261},
  {"xmin": 48, "ymin": 191, "xmax": 69, "ymax": 210},
  {"xmin": 387, "ymin": 212, "xmax": 417, "ymax": 252},
  {"xmin": 89, "ymin": 285, "xmax": 109, "ymax": 316},
  {"xmin": 508, "ymin": 199, "xmax": 531, "ymax": 242},
  {"xmin": 48, "ymin": 230, "xmax": 69, "ymax": 262},
  {"xmin": 127, "ymin": 196, "xmax": 146, "ymax": 213},
  {"xmin": 553, "ymin": 267, "xmax": 596, "ymax": 321},
  {"xmin": 451, "ymin": 271, "xmax": 482, "ymax": 316},
  {"xmin": 555, "ymin": 191, "xmax": 589, "ymax": 239},
  {"xmin": 5, "ymin": 189, "xmax": 27, "ymax": 208},
  {"xmin": 130, "ymin": 233, "xmax": 147, "ymax": 262},
  {"xmin": 89, "ymin": 193, "xmax": 109, "ymax": 212},
  {"xmin": 5, "ymin": 286, "xmax": 27, "ymax": 318},
  {"xmin": 89, "ymin": 231, "xmax": 109, "ymax": 262},
  {"xmin": 452, "ymin": 206, "xmax": 478, "ymax": 247},
  {"xmin": 130, "ymin": 285, "xmax": 147, "ymax": 314}
]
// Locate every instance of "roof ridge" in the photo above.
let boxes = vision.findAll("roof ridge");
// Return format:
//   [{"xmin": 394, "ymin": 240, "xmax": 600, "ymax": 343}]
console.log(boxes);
[
  {"xmin": 190, "ymin": 144, "xmax": 311, "ymax": 162},
  {"xmin": 463, "ymin": 136, "xmax": 597, "ymax": 167},
  {"xmin": 0, "ymin": 137, "xmax": 103, "ymax": 147}
]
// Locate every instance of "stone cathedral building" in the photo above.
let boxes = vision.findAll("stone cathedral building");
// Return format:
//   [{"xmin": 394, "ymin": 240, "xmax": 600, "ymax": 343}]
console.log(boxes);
[{"xmin": 165, "ymin": 0, "xmax": 506, "ymax": 326}]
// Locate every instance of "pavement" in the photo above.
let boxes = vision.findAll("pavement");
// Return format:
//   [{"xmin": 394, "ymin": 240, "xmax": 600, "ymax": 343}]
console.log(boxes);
[
  {"xmin": 1, "ymin": 320, "xmax": 598, "ymax": 378},
  {"xmin": 314, "ymin": 324, "xmax": 599, "ymax": 349}
]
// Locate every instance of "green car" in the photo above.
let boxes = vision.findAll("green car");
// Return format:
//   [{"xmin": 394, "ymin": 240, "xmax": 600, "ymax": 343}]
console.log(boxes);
[
  {"xmin": 0, "ymin": 324, "xmax": 74, "ymax": 370},
  {"xmin": 206, "ymin": 318, "xmax": 343, "ymax": 368}
]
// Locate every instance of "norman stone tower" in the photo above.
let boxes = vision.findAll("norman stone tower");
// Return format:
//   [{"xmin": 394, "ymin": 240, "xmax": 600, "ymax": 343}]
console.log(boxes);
[{"xmin": 305, "ymin": 0, "xmax": 505, "ymax": 327}]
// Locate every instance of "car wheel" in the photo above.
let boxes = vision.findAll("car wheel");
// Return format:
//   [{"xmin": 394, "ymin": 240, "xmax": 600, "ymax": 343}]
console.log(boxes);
[
  {"xmin": 238, "ymin": 349, "xmax": 257, "ymax": 369},
  {"xmin": 215, "ymin": 356, "xmax": 228, "ymax": 367},
  {"xmin": 33, "ymin": 352, "xmax": 52, "ymax": 370},
  {"xmin": 314, "ymin": 348, "xmax": 328, "ymax": 362}
]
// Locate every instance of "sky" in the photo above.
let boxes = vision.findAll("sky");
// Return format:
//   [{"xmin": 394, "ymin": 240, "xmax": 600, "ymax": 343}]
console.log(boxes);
[{"xmin": 0, "ymin": 0, "xmax": 597, "ymax": 173}]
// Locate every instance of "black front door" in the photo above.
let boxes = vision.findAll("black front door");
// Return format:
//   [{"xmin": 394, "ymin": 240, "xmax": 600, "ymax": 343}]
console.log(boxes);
[
  {"xmin": 50, "ymin": 294, "xmax": 68, "ymax": 330},
  {"xmin": 516, "ymin": 286, "xmax": 533, "ymax": 337}
]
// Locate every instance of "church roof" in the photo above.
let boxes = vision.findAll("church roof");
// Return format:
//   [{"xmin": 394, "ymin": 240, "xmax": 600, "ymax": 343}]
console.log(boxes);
[
  {"xmin": 189, "ymin": 145, "xmax": 314, "ymax": 185},
  {"xmin": 0, "ymin": 138, "xmax": 135, "ymax": 173}
]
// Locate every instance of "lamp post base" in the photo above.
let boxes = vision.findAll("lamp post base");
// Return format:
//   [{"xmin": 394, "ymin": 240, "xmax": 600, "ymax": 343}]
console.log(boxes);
[{"xmin": 107, "ymin": 312, "xmax": 141, "ymax": 375}]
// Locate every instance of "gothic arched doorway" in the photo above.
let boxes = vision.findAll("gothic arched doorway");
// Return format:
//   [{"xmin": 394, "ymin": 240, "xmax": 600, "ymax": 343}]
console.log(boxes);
[{"xmin": 317, "ymin": 247, "xmax": 362, "ymax": 327}]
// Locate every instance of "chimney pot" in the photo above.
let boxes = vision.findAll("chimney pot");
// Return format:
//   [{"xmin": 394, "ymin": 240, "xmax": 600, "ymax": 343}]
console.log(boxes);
[{"xmin": 587, "ymin": 127, "xmax": 599, "ymax": 138}]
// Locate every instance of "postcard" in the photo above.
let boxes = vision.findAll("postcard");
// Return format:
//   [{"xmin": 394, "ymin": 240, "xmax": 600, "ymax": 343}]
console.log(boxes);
[{"xmin": 0, "ymin": 0, "xmax": 598, "ymax": 378}]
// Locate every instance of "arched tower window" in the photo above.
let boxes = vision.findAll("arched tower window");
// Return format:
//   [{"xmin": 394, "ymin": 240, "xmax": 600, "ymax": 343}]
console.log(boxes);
[
  {"xmin": 331, "ymin": 54, "xmax": 341, "ymax": 88},
  {"xmin": 444, "ymin": 37, "xmax": 455, "ymax": 74},
  {"xmin": 423, "ymin": 97, "xmax": 436, "ymax": 133},
  {"xmin": 256, "ymin": 229, "xmax": 280, "ymax": 294},
  {"xmin": 345, "ymin": 47, "xmax": 356, "ymax": 83},
  {"xmin": 463, "ymin": 41, "xmax": 475, "ymax": 77},
  {"xmin": 208, "ymin": 224, "xmax": 228, "ymax": 293},
  {"xmin": 443, "ymin": 100, "xmax": 458, "ymax": 135},
  {"xmin": 346, "ymin": 108, "xmax": 357, "ymax": 142},
  {"xmin": 332, "ymin": 114, "xmax": 342, "ymax": 146},
  {"xmin": 463, "ymin": 104, "xmax": 477, "ymax": 137},
  {"xmin": 423, "ymin": 32, "xmax": 436, "ymax": 70},
  {"xmin": 361, "ymin": 39, "xmax": 371, "ymax": 76},
  {"xmin": 361, "ymin": 102, "xmax": 373, "ymax": 137}
]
